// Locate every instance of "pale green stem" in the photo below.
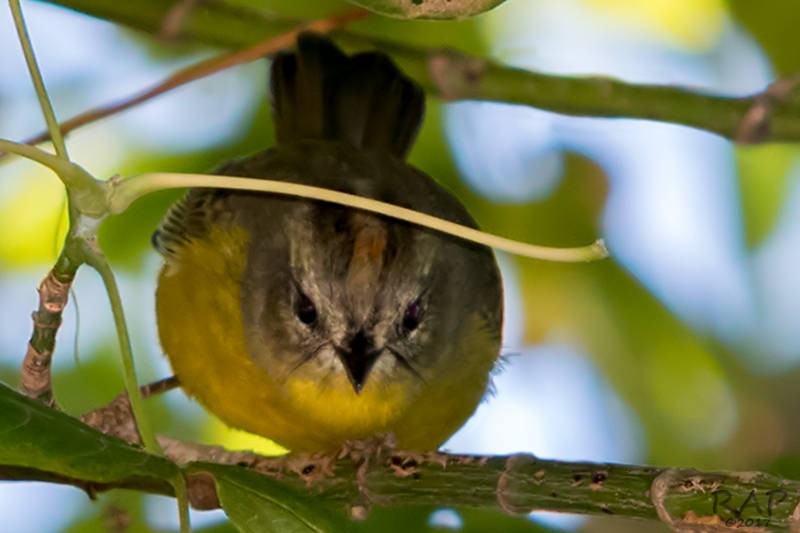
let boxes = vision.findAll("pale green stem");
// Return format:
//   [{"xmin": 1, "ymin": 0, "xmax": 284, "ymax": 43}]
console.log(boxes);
[
  {"xmin": 2, "ymin": 133, "xmax": 158, "ymax": 452},
  {"xmin": 4, "ymin": 1, "xmax": 161, "ymax": 460},
  {"xmin": 70, "ymin": 287, "xmax": 81, "ymax": 369},
  {"xmin": 8, "ymin": 0, "xmax": 69, "ymax": 160},
  {"xmin": 111, "ymin": 172, "xmax": 609, "ymax": 263},
  {"xmin": 0, "ymin": 139, "xmax": 75, "ymax": 177},
  {"xmin": 81, "ymin": 240, "xmax": 160, "ymax": 454},
  {"xmin": 172, "ymin": 476, "xmax": 191, "ymax": 533},
  {"xmin": 0, "ymin": 139, "xmax": 104, "ymax": 214}
]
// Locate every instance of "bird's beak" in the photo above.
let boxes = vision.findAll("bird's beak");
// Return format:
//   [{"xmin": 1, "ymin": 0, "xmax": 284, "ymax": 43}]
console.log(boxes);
[{"xmin": 336, "ymin": 330, "xmax": 382, "ymax": 394}]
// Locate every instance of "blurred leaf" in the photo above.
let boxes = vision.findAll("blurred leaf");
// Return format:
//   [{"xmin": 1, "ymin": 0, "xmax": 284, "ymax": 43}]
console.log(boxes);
[
  {"xmin": 459, "ymin": 509, "xmax": 552, "ymax": 532},
  {"xmin": 51, "ymin": 341, "xmax": 125, "ymax": 416},
  {"xmin": 735, "ymin": 143, "xmax": 800, "ymax": 249},
  {"xmin": 410, "ymin": 100, "xmax": 607, "ymax": 246},
  {"xmin": 46, "ymin": 0, "xmax": 300, "ymax": 49},
  {"xmin": 414, "ymin": 105, "xmax": 740, "ymax": 465},
  {"xmin": 472, "ymin": 152, "xmax": 607, "ymax": 247},
  {"xmin": 231, "ymin": 0, "xmax": 346, "ymax": 18},
  {"xmin": 727, "ymin": 0, "xmax": 800, "ymax": 75},
  {"xmin": 44, "ymin": 341, "xmax": 196, "ymax": 442},
  {"xmin": 100, "ymin": 99, "xmax": 274, "ymax": 268},
  {"xmin": 99, "ymin": 188, "xmax": 182, "ymax": 269},
  {"xmin": 0, "ymin": 381, "xmax": 178, "ymax": 486},
  {"xmin": 768, "ymin": 455, "xmax": 800, "ymax": 481},
  {"xmin": 354, "ymin": 16, "xmax": 490, "ymax": 55},
  {"xmin": 358, "ymin": 507, "xmax": 553, "ymax": 532},
  {"xmin": 193, "ymin": 522, "xmax": 241, "ymax": 533},
  {"xmin": 583, "ymin": 0, "xmax": 726, "ymax": 50},
  {"xmin": 0, "ymin": 168, "xmax": 67, "ymax": 268},
  {"xmin": 517, "ymin": 242, "xmax": 739, "ymax": 466},
  {"xmin": 346, "ymin": 0, "xmax": 505, "ymax": 19},
  {"xmin": 198, "ymin": 463, "xmax": 353, "ymax": 533},
  {"xmin": 356, "ymin": 507, "xmax": 436, "ymax": 532},
  {"xmin": 499, "ymin": 146, "xmax": 738, "ymax": 463},
  {"xmin": 63, "ymin": 491, "xmax": 159, "ymax": 533}
]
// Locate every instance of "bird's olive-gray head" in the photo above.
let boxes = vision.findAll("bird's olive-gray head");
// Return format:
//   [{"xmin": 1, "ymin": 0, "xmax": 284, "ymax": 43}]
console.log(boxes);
[{"xmin": 239, "ymin": 200, "xmax": 493, "ymax": 396}]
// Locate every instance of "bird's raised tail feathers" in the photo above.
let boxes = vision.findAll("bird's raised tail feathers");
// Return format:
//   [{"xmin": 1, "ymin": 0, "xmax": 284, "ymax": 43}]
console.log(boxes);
[{"xmin": 270, "ymin": 33, "xmax": 424, "ymax": 160}]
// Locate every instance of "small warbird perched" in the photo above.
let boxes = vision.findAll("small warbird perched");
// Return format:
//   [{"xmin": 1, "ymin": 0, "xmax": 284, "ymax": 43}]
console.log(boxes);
[{"xmin": 154, "ymin": 33, "xmax": 504, "ymax": 451}]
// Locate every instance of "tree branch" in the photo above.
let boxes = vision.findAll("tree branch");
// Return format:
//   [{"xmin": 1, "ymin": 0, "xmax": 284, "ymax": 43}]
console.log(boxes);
[
  {"xmin": 40, "ymin": 0, "xmax": 800, "ymax": 144},
  {"xmin": 412, "ymin": 46, "xmax": 800, "ymax": 144},
  {"xmin": 182, "ymin": 446, "xmax": 800, "ymax": 531},
  {"xmin": 5, "ymin": 437, "xmax": 800, "ymax": 531},
  {"xmin": 4, "ymin": 380, "xmax": 800, "ymax": 530},
  {"xmin": 19, "ymin": 259, "xmax": 76, "ymax": 405}
]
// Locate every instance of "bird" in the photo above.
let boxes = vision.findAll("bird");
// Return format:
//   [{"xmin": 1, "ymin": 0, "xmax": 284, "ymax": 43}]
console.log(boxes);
[{"xmin": 153, "ymin": 33, "xmax": 504, "ymax": 452}]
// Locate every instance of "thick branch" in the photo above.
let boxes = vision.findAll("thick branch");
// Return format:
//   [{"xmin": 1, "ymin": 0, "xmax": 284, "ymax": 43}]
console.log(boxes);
[
  {"xmin": 11, "ymin": 378, "xmax": 800, "ymax": 530},
  {"xmin": 41, "ymin": 0, "xmax": 800, "ymax": 144},
  {"xmin": 412, "ymin": 47, "xmax": 800, "ymax": 144},
  {"xmin": 19, "ymin": 254, "xmax": 78, "ymax": 405},
  {"xmin": 5, "ymin": 438, "xmax": 800, "ymax": 531},
  {"xmin": 182, "ymin": 447, "xmax": 800, "ymax": 531}
]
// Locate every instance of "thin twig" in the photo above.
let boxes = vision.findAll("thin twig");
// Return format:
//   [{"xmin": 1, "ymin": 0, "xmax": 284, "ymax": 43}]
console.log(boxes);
[
  {"xmin": 141, "ymin": 375, "xmax": 180, "ymax": 399},
  {"xmin": 8, "ymin": 0, "xmax": 69, "ymax": 159},
  {"xmin": 14, "ymin": 8, "xmax": 369, "ymax": 152},
  {"xmin": 82, "ymin": 241, "xmax": 160, "ymax": 453},
  {"xmin": 111, "ymin": 172, "xmax": 609, "ymax": 263},
  {"xmin": 79, "ymin": 376, "xmax": 178, "ymax": 444}
]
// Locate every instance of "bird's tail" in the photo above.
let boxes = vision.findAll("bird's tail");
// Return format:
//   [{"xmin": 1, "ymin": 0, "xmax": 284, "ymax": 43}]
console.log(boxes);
[{"xmin": 270, "ymin": 33, "xmax": 424, "ymax": 160}]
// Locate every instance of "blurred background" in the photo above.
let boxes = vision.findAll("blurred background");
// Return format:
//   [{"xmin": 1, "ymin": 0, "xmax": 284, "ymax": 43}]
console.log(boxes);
[{"xmin": 1, "ymin": 0, "xmax": 798, "ymax": 531}]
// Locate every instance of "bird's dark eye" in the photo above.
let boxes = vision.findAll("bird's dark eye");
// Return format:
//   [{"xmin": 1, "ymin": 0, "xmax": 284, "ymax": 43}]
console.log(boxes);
[
  {"xmin": 402, "ymin": 300, "xmax": 422, "ymax": 332},
  {"xmin": 296, "ymin": 293, "xmax": 317, "ymax": 326}
]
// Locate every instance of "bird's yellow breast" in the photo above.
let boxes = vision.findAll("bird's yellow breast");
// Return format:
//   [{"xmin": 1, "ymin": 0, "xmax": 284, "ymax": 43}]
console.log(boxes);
[{"xmin": 156, "ymin": 224, "xmax": 497, "ymax": 451}]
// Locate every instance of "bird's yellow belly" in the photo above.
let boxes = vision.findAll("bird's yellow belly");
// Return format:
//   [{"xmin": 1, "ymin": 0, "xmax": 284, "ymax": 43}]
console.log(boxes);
[{"xmin": 156, "ymin": 226, "xmax": 496, "ymax": 451}]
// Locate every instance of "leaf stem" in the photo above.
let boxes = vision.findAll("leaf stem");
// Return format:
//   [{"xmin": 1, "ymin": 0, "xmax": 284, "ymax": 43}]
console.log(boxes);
[
  {"xmin": 81, "ymin": 238, "xmax": 160, "ymax": 454},
  {"xmin": 8, "ymin": 0, "xmax": 69, "ymax": 159},
  {"xmin": 112, "ymin": 172, "xmax": 608, "ymax": 262},
  {"xmin": 0, "ymin": 138, "xmax": 106, "ymax": 217},
  {"xmin": 172, "ymin": 475, "xmax": 191, "ymax": 533},
  {"xmin": 0, "ymin": 139, "xmax": 73, "ymax": 177}
]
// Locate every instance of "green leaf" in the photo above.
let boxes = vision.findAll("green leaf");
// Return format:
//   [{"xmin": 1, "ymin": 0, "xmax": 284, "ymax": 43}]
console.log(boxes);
[
  {"xmin": 359, "ymin": 507, "xmax": 553, "ymax": 532},
  {"xmin": 735, "ymin": 143, "xmax": 800, "ymax": 249},
  {"xmin": 768, "ymin": 455, "xmax": 800, "ymax": 481},
  {"xmin": 728, "ymin": 0, "xmax": 800, "ymax": 76},
  {"xmin": 0, "ymin": 381, "xmax": 178, "ymax": 485},
  {"xmin": 99, "ymin": 188, "xmax": 181, "ymax": 269},
  {"xmin": 197, "ymin": 462, "xmax": 353, "ymax": 533},
  {"xmin": 62, "ymin": 492, "xmax": 158, "ymax": 533},
  {"xmin": 346, "ymin": 0, "xmax": 506, "ymax": 19},
  {"xmin": 46, "ymin": 0, "xmax": 299, "ymax": 48}
]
